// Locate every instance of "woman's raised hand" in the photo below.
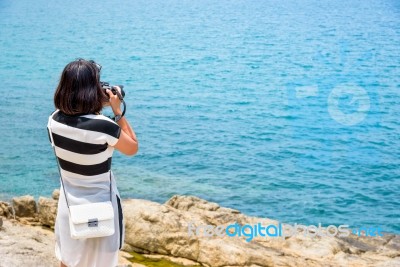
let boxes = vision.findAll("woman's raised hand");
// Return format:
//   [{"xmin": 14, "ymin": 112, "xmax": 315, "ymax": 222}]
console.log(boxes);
[{"xmin": 106, "ymin": 87, "xmax": 122, "ymax": 115}]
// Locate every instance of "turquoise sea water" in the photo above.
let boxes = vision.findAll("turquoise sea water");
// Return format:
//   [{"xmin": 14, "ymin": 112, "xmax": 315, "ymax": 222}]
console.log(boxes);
[{"xmin": 0, "ymin": 0, "xmax": 399, "ymax": 233}]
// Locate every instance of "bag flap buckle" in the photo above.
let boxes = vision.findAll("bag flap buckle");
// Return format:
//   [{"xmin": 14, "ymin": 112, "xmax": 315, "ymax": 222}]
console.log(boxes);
[{"xmin": 88, "ymin": 218, "xmax": 98, "ymax": 227}]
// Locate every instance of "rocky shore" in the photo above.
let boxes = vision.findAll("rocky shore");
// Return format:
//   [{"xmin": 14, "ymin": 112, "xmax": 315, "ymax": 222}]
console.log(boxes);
[{"xmin": 0, "ymin": 191, "xmax": 399, "ymax": 267}]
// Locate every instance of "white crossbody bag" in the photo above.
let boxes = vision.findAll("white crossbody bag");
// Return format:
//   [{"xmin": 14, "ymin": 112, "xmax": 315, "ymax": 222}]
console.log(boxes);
[{"xmin": 47, "ymin": 113, "xmax": 115, "ymax": 239}]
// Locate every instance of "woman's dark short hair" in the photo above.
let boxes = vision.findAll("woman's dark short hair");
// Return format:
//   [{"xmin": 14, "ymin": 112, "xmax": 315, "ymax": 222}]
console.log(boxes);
[{"xmin": 54, "ymin": 59, "xmax": 107, "ymax": 115}]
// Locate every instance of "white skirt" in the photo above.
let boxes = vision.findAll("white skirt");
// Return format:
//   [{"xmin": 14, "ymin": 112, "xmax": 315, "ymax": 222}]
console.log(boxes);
[{"xmin": 54, "ymin": 175, "xmax": 125, "ymax": 267}]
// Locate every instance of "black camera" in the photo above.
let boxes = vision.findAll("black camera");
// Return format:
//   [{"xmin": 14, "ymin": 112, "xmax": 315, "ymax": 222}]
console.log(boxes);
[
  {"xmin": 100, "ymin": 81, "xmax": 127, "ymax": 119},
  {"xmin": 100, "ymin": 81, "xmax": 125, "ymax": 99}
]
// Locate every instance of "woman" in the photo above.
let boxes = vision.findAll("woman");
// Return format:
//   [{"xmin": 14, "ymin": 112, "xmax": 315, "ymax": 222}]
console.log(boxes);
[{"xmin": 47, "ymin": 59, "xmax": 138, "ymax": 267}]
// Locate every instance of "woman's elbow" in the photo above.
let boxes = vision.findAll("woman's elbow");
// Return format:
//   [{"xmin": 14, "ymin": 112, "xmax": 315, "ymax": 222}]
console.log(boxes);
[
  {"xmin": 114, "ymin": 137, "xmax": 138, "ymax": 156},
  {"xmin": 126, "ymin": 143, "xmax": 139, "ymax": 156}
]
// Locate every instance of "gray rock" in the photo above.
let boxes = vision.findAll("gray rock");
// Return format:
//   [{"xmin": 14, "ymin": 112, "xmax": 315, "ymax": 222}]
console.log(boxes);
[
  {"xmin": 122, "ymin": 194, "xmax": 400, "ymax": 267},
  {"xmin": 0, "ymin": 218, "xmax": 139, "ymax": 267},
  {"xmin": 12, "ymin": 195, "xmax": 37, "ymax": 217},
  {"xmin": 52, "ymin": 189, "xmax": 60, "ymax": 200},
  {"xmin": 0, "ymin": 201, "xmax": 13, "ymax": 218},
  {"xmin": 0, "ymin": 219, "xmax": 59, "ymax": 266},
  {"xmin": 4, "ymin": 191, "xmax": 400, "ymax": 267},
  {"xmin": 38, "ymin": 197, "xmax": 58, "ymax": 228}
]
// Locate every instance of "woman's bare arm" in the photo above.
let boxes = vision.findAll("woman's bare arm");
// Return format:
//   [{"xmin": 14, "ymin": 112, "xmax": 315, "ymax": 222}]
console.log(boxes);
[{"xmin": 106, "ymin": 88, "xmax": 138, "ymax": 155}]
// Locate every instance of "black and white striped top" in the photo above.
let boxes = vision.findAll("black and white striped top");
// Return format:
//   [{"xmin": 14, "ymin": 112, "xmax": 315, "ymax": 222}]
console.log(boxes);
[{"xmin": 47, "ymin": 110, "xmax": 121, "ymax": 202}]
